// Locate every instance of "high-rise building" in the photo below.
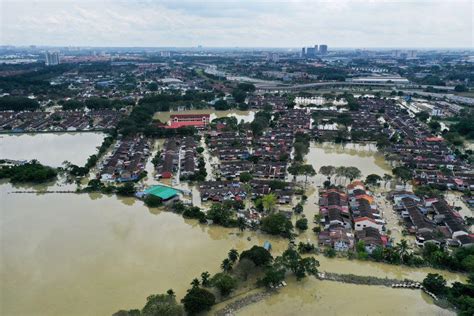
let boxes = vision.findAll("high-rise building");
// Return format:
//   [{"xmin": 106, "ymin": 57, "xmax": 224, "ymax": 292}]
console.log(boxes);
[
  {"xmin": 301, "ymin": 47, "xmax": 306, "ymax": 57},
  {"xmin": 319, "ymin": 45, "xmax": 328, "ymax": 54},
  {"xmin": 45, "ymin": 51, "xmax": 59, "ymax": 66},
  {"xmin": 314, "ymin": 44, "xmax": 319, "ymax": 52},
  {"xmin": 306, "ymin": 47, "xmax": 316, "ymax": 57}
]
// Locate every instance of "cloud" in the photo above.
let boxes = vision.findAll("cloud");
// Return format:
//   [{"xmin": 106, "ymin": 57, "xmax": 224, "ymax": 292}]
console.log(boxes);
[{"xmin": 0, "ymin": 0, "xmax": 472, "ymax": 47}]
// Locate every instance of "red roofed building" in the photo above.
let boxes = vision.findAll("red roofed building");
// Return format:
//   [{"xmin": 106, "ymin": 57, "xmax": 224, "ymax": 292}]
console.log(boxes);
[
  {"xmin": 425, "ymin": 136, "xmax": 444, "ymax": 142},
  {"xmin": 170, "ymin": 114, "xmax": 210, "ymax": 122}
]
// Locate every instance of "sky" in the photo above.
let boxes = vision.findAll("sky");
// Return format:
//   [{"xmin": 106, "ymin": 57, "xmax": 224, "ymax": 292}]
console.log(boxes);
[{"xmin": 1, "ymin": 0, "xmax": 473, "ymax": 48}]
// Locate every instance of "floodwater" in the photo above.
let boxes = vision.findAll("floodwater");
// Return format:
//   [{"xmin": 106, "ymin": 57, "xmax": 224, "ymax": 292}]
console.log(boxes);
[
  {"xmin": 1, "ymin": 179, "xmax": 466, "ymax": 316},
  {"xmin": 153, "ymin": 109, "xmax": 255, "ymax": 124},
  {"xmin": 238, "ymin": 277, "xmax": 454, "ymax": 316},
  {"xmin": 0, "ymin": 133, "xmax": 105, "ymax": 167},
  {"xmin": 307, "ymin": 142, "xmax": 392, "ymax": 179},
  {"xmin": 0, "ymin": 133, "xmax": 466, "ymax": 316}
]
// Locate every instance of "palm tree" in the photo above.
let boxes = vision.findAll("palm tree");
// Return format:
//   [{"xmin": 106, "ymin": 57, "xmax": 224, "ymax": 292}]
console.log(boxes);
[
  {"xmin": 237, "ymin": 217, "xmax": 246, "ymax": 232},
  {"xmin": 228, "ymin": 249, "xmax": 239, "ymax": 263},
  {"xmin": 190, "ymin": 278, "xmax": 200, "ymax": 288},
  {"xmin": 395, "ymin": 239, "xmax": 410, "ymax": 262},
  {"xmin": 201, "ymin": 271, "xmax": 211, "ymax": 287},
  {"xmin": 262, "ymin": 193, "xmax": 277, "ymax": 213},
  {"xmin": 221, "ymin": 258, "xmax": 233, "ymax": 272}
]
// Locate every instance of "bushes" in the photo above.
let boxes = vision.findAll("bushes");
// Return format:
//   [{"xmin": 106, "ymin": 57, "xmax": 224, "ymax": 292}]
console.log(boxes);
[
  {"xmin": 116, "ymin": 183, "xmax": 136, "ymax": 197},
  {"xmin": 422, "ymin": 274, "xmax": 474, "ymax": 316},
  {"xmin": 182, "ymin": 206, "xmax": 207, "ymax": 223},
  {"xmin": 144, "ymin": 195, "xmax": 163, "ymax": 207},
  {"xmin": 240, "ymin": 246, "xmax": 273, "ymax": 267},
  {"xmin": 181, "ymin": 287, "xmax": 215, "ymax": 315},
  {"xmin": 211, "ymin": 273, "xmax": 238, "ymax": 296},
  {"xmin": 0, "ymin": 96, "xmax": 40, "ymax": 111},
  {"xmin": 0, "ymin": 161, "xmax": 57, "ymax": 183},
  {"xmin": 261, "ymin": 213, "xmax": 293, "ymax": 237},
  {"xmin": 422, "ymin": 273, "xmax": 447, "ymax": 295},
  {"xmin": 295, "ymin": 218, "xmax": 308, "ymax": 231}
]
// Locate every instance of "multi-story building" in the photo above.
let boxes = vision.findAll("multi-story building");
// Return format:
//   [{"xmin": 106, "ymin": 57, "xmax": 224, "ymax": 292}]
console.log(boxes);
[{"xmin": 45, "ymin": 51, "xmax": 59, "ymax": 66}]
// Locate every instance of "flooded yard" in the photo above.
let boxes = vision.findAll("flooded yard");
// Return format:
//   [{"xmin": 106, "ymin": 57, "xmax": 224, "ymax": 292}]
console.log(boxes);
[
  {"xmin": 0, "ymin": 132, "xmax": 105, "ymax": 167},
  {"xmin": 307, "ymin": 142, "xmax": 392, "ymax": 179}
]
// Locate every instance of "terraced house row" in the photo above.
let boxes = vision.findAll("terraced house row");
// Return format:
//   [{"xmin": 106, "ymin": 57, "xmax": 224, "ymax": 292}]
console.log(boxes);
[
  {"xmin": 392, "ymin": 191, "xmax": 473, "ymax": 248},
  {"xmin": 99, "ymin": 136, "xmax": 150, "ymax": 182},
  {"xmin": 318, "ymin": 182, "xmax": 388, "ymax": 253}
]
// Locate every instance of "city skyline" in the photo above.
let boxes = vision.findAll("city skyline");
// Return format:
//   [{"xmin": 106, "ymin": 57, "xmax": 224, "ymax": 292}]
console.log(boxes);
[{"xmin": 1, "ymin": 0, "xmax": 473, "ymax": 48}]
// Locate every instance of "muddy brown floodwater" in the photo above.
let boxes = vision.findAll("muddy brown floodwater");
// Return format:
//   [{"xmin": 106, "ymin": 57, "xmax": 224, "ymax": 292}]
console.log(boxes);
[
  {"xmin": 0, "ymin": 132, "xmax": 105, "ymax": 167},
  {"xmin": 0, "ymin": 134, "xmax": 467, "ymax": 316}
]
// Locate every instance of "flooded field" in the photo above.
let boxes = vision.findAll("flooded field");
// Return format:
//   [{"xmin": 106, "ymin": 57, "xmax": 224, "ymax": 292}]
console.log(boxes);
[
  {"xmin": 1, "ymin": 179, "xmax": 466, "ymax": 316},
  {"xmin": 237, "ymin": 278, "xmax": 454, "ymax": 316},
  {"xmin": 0, "ymin": 133, "xmax": 105, "ymax": 167},
  {"xmin": 307, "ymin": 142, "xmax": 392, "ymax": 178},
  {"xmin": 0, "ymin": 131, "xmax": 467, "ymax": 316},
  {"xmin": 153, "ymin": 109, "xmax": 255, "ymax": 123}
]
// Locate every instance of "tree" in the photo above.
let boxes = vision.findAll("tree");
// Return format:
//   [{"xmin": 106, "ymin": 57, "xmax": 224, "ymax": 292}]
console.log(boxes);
[
  {"xmin": 214, "ymin": 99, "xmax": 230, "ymax": 110},
  {"xmin": 276, "ymin": 248, "xmax": 319, "ymax": 280},
  {"xmin": 190, "ymin": 278, "xmax": 200, "ymax": 288},
  {"xmin": 116, "ymin": 183, "xmax": 136, "ymax": 196},
  {"xmin": 232, "ymin": 89, "xmax": 247, "ymax": 103},
  {"xmin": 293, "ymin": 203, "xmax": 304, "ymax": 214},
  {"xmin": 258, "ymin": 266, "xmax": 286, "ymax": 287},
  {"xmin": 221, "ymin": 258, "xmax": 233, "ymax": 272},
  {"xmin": 335, "ymin": 166, "xmax": 346, "ymax": 183},
  {"xmin": 262, "ymin": 193, "xmax": 277, "ymax": 212},
  {"xmin": 319, "ymin": 165, "xmax": 336, "ymax": 182},
  {"xmin": 295, "ymin": 218, "xmax": 308, "ymax": 231},
  {"xmin": 415, "ymin": 111, "xmax": 430, "ymax": 122},
  {"xmin": 144, "ymin": 194, "xmax": 163, "ymax": 207},
  {"xmin": 240, "ymin": 246, "xmax": 273, "ymax": 266},
  {"xmin": 261, "ymin": 213, "xmax": 293, "ymax": 237},
  {"xmin": 201, "ymin": 272, "xmax": 211, "ymax": 287},
  {"xmin": 141, "ymin": 293, "xmax": 184, "ymax": 316},
  {"xmin": 344, "ymin": 166, "xmax": 361, "ymax": 182},
  {"xmin": 392, "ymin": 166, "xmax": 412, "ymax": 184},
  {"xmin": 228, "ymin": 249, "xmax": 239, "ymax": 263},
  {"xmin": 206, "ymin": 203, "xmax": 233, "ymax": 227},
  {"xmin": 239, "ymin": 172, "xmax": 253, "ymax": 183},
  {"xmin": 365, "ymin": 174, "xmax": 382, "ymax": 186},
  {"xmin": 237, "ymin": 217, "xmax": 246, "ymax": 232},
  {"xmin": 383, "ymin": 173, "xmax": 393, "ymax": 187},
  {"xmin": 301, "ymin": 164, "xmax": 316, "ymax": 184},
  {"xmin": 422, "ymin": 273, "xmax": 447, "ymax": 295},
  {"xmin": 211, "ymin": 273, "xmax": 238, "ymax": 296},
  {"xmin": 0, "ymin": 160, "xmax": 57, "ymax": 183},
  {"xmin": 336, "ymin": 113, "xmax": 353, "ymax": 127},
  {"xmin": 454, "ymin": 84, "xmax": 468, "ymax": 92},
  {"xmin": 395, "ymin": 239, "xmax": 410, "ymax": 263},
  {"xmin": 288, "ymin": 164, "xmax": 302, "ymax": 181},
  {"xmin": 147, "ymin": 82, "xmax": 158, "ymax": 91},
  {"xmin": 324, "ymin": 247, "xmax": 336, "ymax": 258},
  {"xmin": 181, "ymin": 287, "xmax": 215, "ymax": 315}
]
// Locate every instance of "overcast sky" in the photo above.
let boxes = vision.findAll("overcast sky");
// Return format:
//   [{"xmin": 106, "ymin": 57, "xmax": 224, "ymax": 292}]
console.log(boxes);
[{"xmin": 1, "ymin": 0, "xmax": 473, "ymax": 48}]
